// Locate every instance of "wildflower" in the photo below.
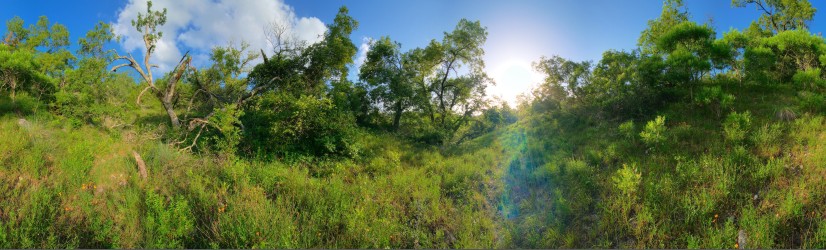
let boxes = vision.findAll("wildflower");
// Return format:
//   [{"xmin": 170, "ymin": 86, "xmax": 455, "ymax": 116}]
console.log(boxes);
[
  {"xmin": 256, "ymin": 231, "xmax": 260, "ymax": 237},
  {"xmin": 735, "ymin": 243, "xmax": 739, "ymax": 248}
]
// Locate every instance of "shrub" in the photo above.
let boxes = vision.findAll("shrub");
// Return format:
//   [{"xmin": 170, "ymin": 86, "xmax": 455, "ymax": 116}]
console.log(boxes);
[
  {"xmin": 797, "ymin": 91, "xmax": 826, "ymax": 112},
  {"xmin": 241, "ymin": 93, "xmax": 363, "ymax": 157},
  {"xmin": 613, "ymin": 163, "xmax": 641, "ymax": 198},
  {"xmin": 750, "ymin": 124, "xmax": 783, "ymax": 158},
  {"xmin": 792, "ymin": 68, "xmax": 823, "ymax": 89},
  {"xmin": 693, "ymin": 86, "xmax": 735, "ymax": 116},
  {"xmin": 640, "ymin": 116, "xmax": 666, "ymax": 147},
  {"xmin": 723, "ymin": 111, "xmax": 751, "ymax": 143},
  {"xmin": 618, "ymin": 120, "xmax": 635, "ymax": 140},
  {"xmin": 142, "ymin": 190, "xmax": 195, "ymax": 248}
]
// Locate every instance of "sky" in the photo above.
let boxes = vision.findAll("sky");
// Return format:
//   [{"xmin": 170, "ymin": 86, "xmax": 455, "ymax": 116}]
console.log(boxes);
[{"xmin": 2, "ymin": 0, "xmax": 826, "ymax": 105}]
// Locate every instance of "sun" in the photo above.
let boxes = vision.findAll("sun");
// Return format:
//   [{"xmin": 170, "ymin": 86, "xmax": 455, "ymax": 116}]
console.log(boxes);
[{"xmin": 488, "ymin": 59, "xmax": 544, "ymax": 106}]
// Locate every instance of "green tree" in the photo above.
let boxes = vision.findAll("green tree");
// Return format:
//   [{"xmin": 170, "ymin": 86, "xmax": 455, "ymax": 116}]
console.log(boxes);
[
  {"xmin": 241, "ymin": 6, "xmax": 363, "ymax": 156},
  {"xmin": 0, "ymin": 44, "xmax": 52, "ymax": 102},
  {"xmin": 359, "ymin": 37, "xmax": 414, "ymax": 130},
  {"xmin": 55, "ymin": 22, "xmax": 118, "ymax": 124},
  {"xmin": 732, "ymin": 0, "xmax": 816, "ymax": 34},
  {"xmin": 638, "ymin": 0, "xmax": 690, "ymax": 54},
  {"xmin": 411, "ymin": 19, "xmax": 492, "ymax": 143},
  {"xmin": 533, "ymin": 55, "xmax": 592, "ymax": 102},
  {"xmin": 3, "ymin": 16, "xmax": 73, "ymax": 97},
  {"xmin": 655, "ymin": 21, "xmax": 719, "ymax": 95}
]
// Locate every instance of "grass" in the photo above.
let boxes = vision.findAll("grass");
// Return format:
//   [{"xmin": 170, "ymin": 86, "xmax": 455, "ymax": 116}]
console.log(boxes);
[
  {"xmin": 0, "ymin": 109, "xmax": 509, "ymax": 248},
  {"xmin": 4, "ymin": 79, "xmax": 826, "ymax": 248}
]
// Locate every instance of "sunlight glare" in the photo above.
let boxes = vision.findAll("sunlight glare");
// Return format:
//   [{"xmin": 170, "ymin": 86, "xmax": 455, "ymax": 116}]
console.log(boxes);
[{"xmin": 488, "ymin": 59, "xmax": 544, "ymax": 106}]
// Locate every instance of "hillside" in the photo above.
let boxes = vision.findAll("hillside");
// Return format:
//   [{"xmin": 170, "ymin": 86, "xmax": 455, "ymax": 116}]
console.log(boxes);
[{"xmin": 4, "ymin": 0, "xmax": 826, "ymax": 248}]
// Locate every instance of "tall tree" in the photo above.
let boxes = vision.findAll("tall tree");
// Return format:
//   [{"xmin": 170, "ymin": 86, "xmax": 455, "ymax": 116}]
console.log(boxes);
[
  {"xmin": 241, "ymin": 6, "xmax": 363, "ymax": 156},
  {"xmin": 359, "ymin": 37, "xmax": 413, "ymax": 130},
  {"xmin": 638, "ymin": 0, "xmax": 690, "ymax": 54},
  {"xmin": 111, "ymin": 1, "xmax": 190, "ymax": 128},
  {"xmin": 421, "ymin": 19, "xmax": 492, "ymax": 143},
  {"xmin": 0, "ymin": 44, "xmax": 51, "ymax": 102},
  {"xmin": 1, "ymin": 16, "xmax": 71, "ymax": 101}
]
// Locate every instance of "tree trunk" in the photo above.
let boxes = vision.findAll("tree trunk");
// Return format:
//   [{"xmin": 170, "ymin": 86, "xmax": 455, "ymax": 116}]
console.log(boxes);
[
  {"xmin": 162, "ymin": 100, "xmax": 181, "ymax": 128},
  {"xmin": 392, "ymin": 100, "xmax": 403, "ymax": 130},
  {"xmin": 9, "ymin": 76, "xmax": 16, "ymax": 102}
]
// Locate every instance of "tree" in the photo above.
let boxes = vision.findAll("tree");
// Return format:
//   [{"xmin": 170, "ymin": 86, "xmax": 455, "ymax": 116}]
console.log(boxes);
[
  {"xmin": 241, "ymin": 6, "xmax": 363, "ymax": 156},
  {"xmin": 586, "ymin": 50, "xmax": 651, "ymax": 117},
  {"xmin": 638, "ymin": 0, "xmax": 690, "ymax": 54},
  {"xmin": 249, "ymin": 6, "xmax": 359, "ymax": 99},
  {"xmin": 176, "ymin": 42, "xmax": 258, "ymax": 151},
  {"xmin": 414, "ymin": 19, "xmax": 492, "ymax": 143},
  {"xmin": 111, "ymin": 0, "xmax": 190, "ymax": 128},
  {"xmin": 56, "ymin": 22, "xmax": 118, "ymax": 124},
  {"xmin": 359, "ymin": 37, "xmax": 413, "ymax": 130},
  {"xmin": 3, "ymin": 16, "xmax": 73, "ymax": 96},
  {"xmin": 656, "ymin": 21, "xmax": 716, "ymax": 85},
  {"xmin": 732, "ymin": 0, "xmax": 816, "ymax": 34},
  {"xmin": 533, "ymin": 55, "xmax": 592, "ymax": 101},
  {"xmin": 0, "ymin": 44, "xmax": 52, "ymax": 102}
]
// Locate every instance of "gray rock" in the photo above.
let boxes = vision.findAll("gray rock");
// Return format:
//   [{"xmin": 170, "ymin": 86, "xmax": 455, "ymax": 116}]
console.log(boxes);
[
  {"xmin": 17, "ymin": 118, "xmax": 28, "ymax": 127},
  {"xmin": 738, "ymin": 229, "xmax": 747, "ymax": 249}
]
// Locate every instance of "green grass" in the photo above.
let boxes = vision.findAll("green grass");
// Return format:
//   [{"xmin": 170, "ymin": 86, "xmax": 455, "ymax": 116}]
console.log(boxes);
[
  {"xmin": 0, "ymin": 111, "xmax": 508, "ymax": 248},
  {"xmin": 5, "ymin": 79, "xmax": 826, "ymax": 248}
]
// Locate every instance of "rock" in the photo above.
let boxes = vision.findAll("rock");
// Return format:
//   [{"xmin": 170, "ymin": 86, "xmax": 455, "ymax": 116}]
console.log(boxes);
[
  {"xmin": 738, "ymin": 229, "xmax": 747, "ymax": 249},
  {"xmin": 17, "ymin": 118, "xmax": 29, "ymax": 128},
  {"xmin": 776, "ymin": 108, "xmax": 797, "ymax": 122}
]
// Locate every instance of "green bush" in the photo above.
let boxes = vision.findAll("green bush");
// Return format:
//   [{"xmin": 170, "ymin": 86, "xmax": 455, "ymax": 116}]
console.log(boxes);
[
  {"xmin": 792, "ymin": 68, "xmax": 823, "ymax": 89},
  {"xmin": 618, "ymin": 120, "xmax": 636, "ymax": 140},
  {"xmin": 640, "ymin": 116, "xmax": 667, "ymax": 147},
  {"xmin": 797, "ymin": 91, "xmax": 826, "ymax": 112},
  {"xmin": 142, "ymin": 190, "xmax": 195, "ymax": 248},
  {"xmin": 723, "ymin": 111, "xmax": 751, "ymax": 143},
  {"xmin": 242, "ymin": 93, "xmax": 363, "ymax": 158}
]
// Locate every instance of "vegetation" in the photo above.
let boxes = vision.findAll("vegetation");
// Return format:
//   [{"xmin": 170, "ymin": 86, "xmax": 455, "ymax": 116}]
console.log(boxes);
[{"xmin": 2, "ymin": 0, "xmax": 826, "ymax": 248}]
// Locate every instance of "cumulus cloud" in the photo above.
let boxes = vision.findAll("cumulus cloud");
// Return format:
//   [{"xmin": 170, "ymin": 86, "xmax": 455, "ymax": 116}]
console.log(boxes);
[
  {"xmin": 112, "ymin": 0, "xmax": 327, "ymax": 74},
  {"xmin": 353, "ymin": 37, "xmax": 374, "ymax": 70}
]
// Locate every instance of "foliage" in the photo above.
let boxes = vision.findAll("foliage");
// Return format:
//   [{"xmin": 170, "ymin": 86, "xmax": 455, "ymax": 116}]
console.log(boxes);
[
  {"xmin": 241, "ymin": 93, "xmax": 362, "ymax": 157},
  {"xmin": 723, "ymin": 111, "xmax": 752, "ymax": 143},
  {"xmin": 732, "ymin": 0, "xmax": 816, "ymax": 33},
  {"xmin": 5, "ymin": 0, "xmax": 826, "ymax": 248},
  {"xmin": 640, "ymin": 115, "xmax": 667, "ymax": 146}
]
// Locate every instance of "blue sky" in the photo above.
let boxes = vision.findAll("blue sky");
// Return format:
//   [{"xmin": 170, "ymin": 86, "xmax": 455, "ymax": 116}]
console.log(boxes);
[{"xmin": 2, "ymin": 0, "xmax": 825, "ymax": 104}]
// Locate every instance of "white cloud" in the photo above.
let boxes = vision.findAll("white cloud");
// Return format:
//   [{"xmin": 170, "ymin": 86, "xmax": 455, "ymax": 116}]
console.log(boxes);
[
  {"xmin": 353, "ymin": 37, "xmax": 373, "ymax": 70},
  {"xmin": 112, "ymin": 0, "xmax": 327, "ymax": 75}
]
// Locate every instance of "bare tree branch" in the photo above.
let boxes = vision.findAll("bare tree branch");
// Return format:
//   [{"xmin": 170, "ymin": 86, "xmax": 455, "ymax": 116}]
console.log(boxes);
[{"xmin": 136, "ymin": 85, "xmax": 154, "ymax": 105}]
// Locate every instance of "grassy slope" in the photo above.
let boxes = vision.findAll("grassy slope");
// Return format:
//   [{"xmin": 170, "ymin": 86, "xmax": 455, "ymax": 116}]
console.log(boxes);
[
  {"xmin": 3, "ymin": 80, "xmax": 826, "ymax": 248},
  {"xmin": 0, "ymin": 103, "xmax": 511, "ymax": 248},
  {"xmin": 496, "ymin": 81, "xmax": 826, "ymax": 248}
]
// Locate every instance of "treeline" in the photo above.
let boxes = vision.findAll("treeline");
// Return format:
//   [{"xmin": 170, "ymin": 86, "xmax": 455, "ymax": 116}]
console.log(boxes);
[
  {"xmin": 528, "ymin": 0, "xmax": 821, "ymax": 122},
  {"xmin": 0, "ymin": 1, "xmax": 516, "ymax": 159}
]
